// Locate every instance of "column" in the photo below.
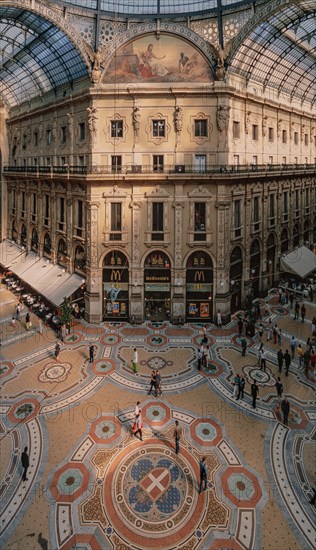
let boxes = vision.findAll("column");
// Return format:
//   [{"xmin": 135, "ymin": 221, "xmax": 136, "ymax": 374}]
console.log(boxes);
[
  {"xmin": 129, "ymin": 199, "xmax": 143, "ymax": 323},
  {"xmin": 215, "ymin": 199, "xmax": 231, "ymax": 323},
  {"xmin": 84, "ymin": 201, "xmax": 102, "ymax": 323}
]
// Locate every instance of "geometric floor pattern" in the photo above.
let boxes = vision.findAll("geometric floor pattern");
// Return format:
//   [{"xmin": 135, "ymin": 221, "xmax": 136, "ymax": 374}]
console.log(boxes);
[{"xmin": 0, "ymin": 285, "xmax": 315, "ymax": 549}]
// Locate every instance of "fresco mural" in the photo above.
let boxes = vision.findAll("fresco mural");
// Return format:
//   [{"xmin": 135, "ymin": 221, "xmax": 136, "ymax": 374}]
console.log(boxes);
[{"xmin": 103, "ymin": 35, "xmax": 213, "ymax": 83}]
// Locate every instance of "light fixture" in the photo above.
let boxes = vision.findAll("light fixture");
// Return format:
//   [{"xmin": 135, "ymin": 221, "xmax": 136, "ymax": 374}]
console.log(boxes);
[
  {"xmin": 220, "ymin": 280, "xmax": 224, "ymax": 287},
  {"xmin": 231, "ymin": 280, "xmax": 235, "ymax": 286},
  {"xmin": 251, "ymin": 269, "xmax": 255, "ymax": 274},
  {"xmin": 81, "ymin": 279, "xmax": 86, "ymax": 285}
]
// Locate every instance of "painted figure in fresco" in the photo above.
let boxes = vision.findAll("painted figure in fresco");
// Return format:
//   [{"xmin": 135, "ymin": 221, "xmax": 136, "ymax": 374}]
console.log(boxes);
[
  {"xmin": 179, "ymin": 52, "xmax": 189, "ymax": 73},
  {"xmin": 139, "ymin": 43, "xmax": 168, "ymax": 77}
]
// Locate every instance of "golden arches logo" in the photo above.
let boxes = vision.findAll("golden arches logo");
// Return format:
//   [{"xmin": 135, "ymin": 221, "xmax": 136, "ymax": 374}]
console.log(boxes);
[
  {"xmin": 111, "ymin": 269, "xmax": 121, "ymax": 282},
  {"xmin": 194, "ymin": 270, "xmax": 205, "ymax": 282}
]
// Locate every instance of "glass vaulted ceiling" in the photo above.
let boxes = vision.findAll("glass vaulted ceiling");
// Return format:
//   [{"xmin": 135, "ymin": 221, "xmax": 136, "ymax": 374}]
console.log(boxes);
[{"xmin": 0, "ymin": 7, "xmax": 88, "ymax": 109}]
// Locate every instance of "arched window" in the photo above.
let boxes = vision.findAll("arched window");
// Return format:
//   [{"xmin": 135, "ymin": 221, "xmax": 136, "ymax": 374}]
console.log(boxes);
[
  {"xmin": 103, "ymin": 251, "xmax": 129, "ymax": 320},
  {"xmin": 31, "ymin": 229, "xmax": 38, "ymax": 252},
  {"xmin": 21, "ymin": 224, "xmax": 27, "ymax": 247}
]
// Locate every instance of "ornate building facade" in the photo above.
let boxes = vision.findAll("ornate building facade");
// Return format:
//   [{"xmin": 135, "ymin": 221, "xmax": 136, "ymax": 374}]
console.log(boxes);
[{"xmin": 1, "ymin": 0, "xmax": 315, "ymax": 323}]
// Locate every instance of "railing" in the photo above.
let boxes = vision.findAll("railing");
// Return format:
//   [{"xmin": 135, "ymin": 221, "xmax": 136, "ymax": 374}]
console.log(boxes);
[{"xmin": 3, "ymin": 163, "xmax": 316, "ymax": 176}]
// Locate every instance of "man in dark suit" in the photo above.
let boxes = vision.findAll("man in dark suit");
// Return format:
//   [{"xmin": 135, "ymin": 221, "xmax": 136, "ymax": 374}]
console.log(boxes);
[{"xmin": 21, "ymin": 446, "xmax": 29, "ymax": 481}]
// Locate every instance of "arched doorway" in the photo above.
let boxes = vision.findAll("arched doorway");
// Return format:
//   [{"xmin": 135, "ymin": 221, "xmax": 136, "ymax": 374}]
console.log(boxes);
[
  {"xmin": 12, "ymin": 221, "xmax": 17, "ymax": 242},
  {"xmin": 74, "ymin": 245, "xmax": 86, "ymax": 275},
  {"xmin": 31, "ymin": 228, "xmax": 39, "ymax": 252},
  {"xmin": 280, "ymin": 227, "xmax": 289, "ymax": 254},
  {"xmin": 57, "ymin": 238, "xmax": 67, "ymax": 267},
  {"xmin": 21, "ymin": 224, "xmax": 27, "ymax": 247},
  {"xmin": 144, "ymin": 251, "xmax": 171, "ymax": 321},
  {"xmin": 43, "ymin": 232, "xmax": 52, "ymax": 260},
  {"xmin": 103, "ymin": 251, "xmax": 129, "ymax": 320},
  {"xmin": 293, "ymin": 223, "xmax": 300, "ymax": 247},
  {"xmin": 267, "ymin": 233, "xmax": 276, "ymax": 286},
  {"xmin": 185, "ymin": 251, "xmax": 213, "ymax": 322},
  {"xmin": 250, "ymin": 239, "xmax": 261, "ymax": 297},
  {"xmin": 303, "ymin": 220, "xmax": 309, "ymax": 245},
  {"xmin": 230, "ymin": 246, "xmax": 243, "ymax": 313}
]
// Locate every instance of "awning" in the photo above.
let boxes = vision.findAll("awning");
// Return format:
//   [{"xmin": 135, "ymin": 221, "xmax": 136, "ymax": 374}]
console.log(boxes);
[
  {"xmin": 0, "ymin": 240, "xmax": 26, "ymax": 268},
  {"xmin": 0, "ymin": 241, "xmax": 83, "ymax": 306},
  {"xmin": 280, "ymin": 246, "xmax": 316, "ymax": 279}
]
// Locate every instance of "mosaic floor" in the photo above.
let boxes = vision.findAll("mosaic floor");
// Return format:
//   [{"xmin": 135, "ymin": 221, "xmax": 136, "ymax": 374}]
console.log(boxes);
[{"xmin": 0, "ymin": 286, "xmax": 315, "ymax": 550}]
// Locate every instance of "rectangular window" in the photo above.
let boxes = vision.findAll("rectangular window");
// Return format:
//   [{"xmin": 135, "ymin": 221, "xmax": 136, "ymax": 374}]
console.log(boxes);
[
  {"xmin": 295, "ymin": 189, "xmax": 300, "ymax": 216},
  {"xmin": 61, "ymin": 126, "xmax": 67, "ymax": 144},
  {"xmin": 194, "ymin": 203, "xmax": 206, "ymax": 241},
  {"xmin": 33, "ymin": 131, "xmax": 38, "ymax": 147},
  {"xmin": 233, "ymin": 121, "xmax": 240, "ymax": 139},
  {"xmin": 253, "ymin": 196, "xmax": 259, "ymax": 223},
  {"xmin": 305, "ymin": 188, "xmax": 310, "ymax": 208},
  {"xmin": 194, "ymin": 119, "xmax": 208, "ymax": 137},
  {"xmin": 233, "ymin": 200, "xmax": 241, "ymax": 237},
  {"xmin": 46, "ymin": 157, "xmax": 51, "ymax": 166},
  {"xmin": 111, "ymin": 155, "xmax": 122, "ymax": 172},
  {"xmin": 21, "ymin": 191, "xmax": 25, "ymax": 213},
  {"xmin": 152, "ymin": 120, "xmax": 165, "ymax": 137},
  {"xmin": 152, "ymin": 202, "xmax": 164, "ymax": 241},
  {"xmin": 32, "ymin": 193, "xmax": 37, "ymax": 222},
  {"xmin": 111, "ymin": 120, "xmax": 123, "ymax": 138},
  {"xmin": 46, "ymin": 129, "xmax": 52, "ymax": 145},
  {"xmin": 283, "ymin": 191, "xmax": 288, "ymax": 221},
  {"xmin": 268, "ymin": 127, "xmax": 274, "ymax": 142},
  {"xmin": 252, "ymin": 155, "xmax": 258, "ymax": 165},
  {"xmin": 252, "ymin": 125, "xmax": 258, "ymax": 141},
  {"xmin": 304, "ymin": 134, "xmax": 308, "ymax": 146},
  {"xmin": 153, "ymin": 155, "xmax": 164, "ymax": 172},
  {"xmin": 79, "ymin": 122, "xmax": 86, "ymax": 141},
  {"xmin": 33, "ymin": 158, "xmax": 38, "ymax": 166},
  {"xmin": 294, "ymin": 132, "xmax": 298, "ymax": 145},
  {"xmin": 76, "ymin": 200, "xmax": 83, "ymax": 237},
  {"xmin": 282, "ymin": 130, "xmax": 287, "ymax": 144},
  {"xmin": 268, "ymin": 156, "xmax": 273, "ymax": 164},
  {"xmin": 110, "ymin": 203, "xmax": 122, "ymax": 241},
  {"xmin": 44, "ymin": 195, "xmax": 49, "ymax": 225},
  {"xmin": 282, "ymin": 156, "xmax": 286, "ymax": 164},
  {"xmin": 294, "ymin": 157, "xmax": 298, "ymax": 165}
]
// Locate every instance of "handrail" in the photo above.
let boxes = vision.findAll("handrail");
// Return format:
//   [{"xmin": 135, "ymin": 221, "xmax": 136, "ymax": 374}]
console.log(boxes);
[{"xmin": 3, "ymin": 163, "xmax": 316, "ymax": 176}]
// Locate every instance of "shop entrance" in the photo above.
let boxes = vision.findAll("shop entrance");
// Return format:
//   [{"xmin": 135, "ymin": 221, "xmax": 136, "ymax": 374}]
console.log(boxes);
[
  {"xmin": 103, "ymin": 251, "xmax": 129, "ymax": 320},
  {"xmin": 144, "ymin": 251, "xmax": 171, "ymax": 322},
  {"xmin": 186, "ymin": 251, "xmax": 213, "ymax": 322}
]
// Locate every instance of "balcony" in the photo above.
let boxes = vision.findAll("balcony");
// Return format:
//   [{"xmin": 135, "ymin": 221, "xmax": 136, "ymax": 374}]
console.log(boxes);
[{"xmin": 3, "ymin": 163, "xmax": 316, "ymax": 178}]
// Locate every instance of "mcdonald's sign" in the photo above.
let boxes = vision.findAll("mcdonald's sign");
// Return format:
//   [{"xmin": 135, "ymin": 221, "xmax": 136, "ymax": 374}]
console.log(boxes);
[
  {"xmin": 111, "ymin": 269, "xmax": 121, "ymax": 282},
  {"xmin": 194, "ymin": 270, "xmax": 205, "ymax": 282}
]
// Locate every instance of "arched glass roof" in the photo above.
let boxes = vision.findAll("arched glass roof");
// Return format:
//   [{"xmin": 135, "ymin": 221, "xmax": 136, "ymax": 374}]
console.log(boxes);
[
  {"xmin": 0, "ymin": 6, "xmax": 88, "ymax": 109},
  {"xmin": 231, "ymin": 0, "xmax": 316, "ymax": 104},
  {"xmin": 59, "ymin": 0, "xmax": 248, "ymax": 16}
]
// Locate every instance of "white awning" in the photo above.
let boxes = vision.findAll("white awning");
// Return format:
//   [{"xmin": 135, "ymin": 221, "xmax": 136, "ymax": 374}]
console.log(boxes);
[
  {"xmin": 1, "ymin": 241, "xmax": 83, "ymax": 306},
  {"xmin": 0, "ymin": 240, "xmax": 26, "ymax": 268},
  {"xmin": 280, "ymin": 246, "xmax": 316, "ymax": 279}
]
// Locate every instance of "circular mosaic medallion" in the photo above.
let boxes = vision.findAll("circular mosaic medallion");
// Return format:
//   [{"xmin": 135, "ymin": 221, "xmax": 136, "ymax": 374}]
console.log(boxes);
[
  {"xmin": 104, "ymin": 443, "xmax": 204, "ymax": 547},
  {"xmin": 39, "ymin": 362, "xmax": 71, "ymax": 383},
  {"xmin": 243, "ymin": 366, "xmax": 274, "ymax": 386}
]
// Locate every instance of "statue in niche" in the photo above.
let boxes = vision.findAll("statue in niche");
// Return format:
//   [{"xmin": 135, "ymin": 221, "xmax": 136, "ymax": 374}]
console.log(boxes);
[
  {"xmin": 174, "ymin": 106, "xmax": 183, "ymax": 133},
  {"xmin": 87, "ymin": 107, "xmax": 98, "ymax": 141},
  {"xmin": 277, "ymin": 119, "xmax": 282, "ymax": 137},
  {"xmin": 67, "ymin": 113, "xmax": 73, "ymax": 136},
  {"xmin": 262, "ymin": 115, "xmax": 268, "ymax": 137},
  {"xmin": 132, "ymin": 107, "xmax": 140, "ymax": 137},
  {"xmin": 85, "ymin": 43, "xmax": 107, "ymax": 84},
  {"xmin": 52, "ymin": 118, "xmax": 57, "ymax": 142},
  {"xmin": 245, "ymin": 111, "xmax": 251, "ymax": 134},
  {"xmin": 217, "ymin": 105, "xmax": 231, "ymax": 132}
]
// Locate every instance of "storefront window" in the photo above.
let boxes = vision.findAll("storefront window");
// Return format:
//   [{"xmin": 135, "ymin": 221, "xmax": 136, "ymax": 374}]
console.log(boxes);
[
  {"xmin": 103, "ymin": 251, "xmax": 129, "ymax": 320},
  {"xmin": 186, "ymin": 251, "xmax": 213, "ymax": 321},
  {"xmin": 144, "ymin": 251, "xmax": 171, "ymax": 321}
]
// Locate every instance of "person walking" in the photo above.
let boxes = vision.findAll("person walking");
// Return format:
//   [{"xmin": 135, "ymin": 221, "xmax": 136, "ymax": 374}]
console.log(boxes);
[
  {"xmin": 155, "ymin": 370, "xmax": 162, "ymax": 396},
  {"xmin": 134, "ymin": 401, "xmax": 141, "ymax": 417},
  {"xmin": 277, "ymin": 327, "xmax": 282, "ymax": 346},
  {"xmin": 260, "ymin": 348, "xmax": 267, "ymax": 372},
  {"xmin": 290, "ymin": 336, "xmax": 297, "ymax": 360},
  {"xmin": 237, "ymin": 376, "xmax": 245, "ymax": 400},
  {"xmin": 16, "ymin": 303, "xmax": 21, "ymax": 321},
  {"xmin": 273, "ymin": 324, "xmax": 278, "ymax": 345},
  {"xmin": 284, "ymin": 349, "xmax": 291, "ymax": 376},
  {"xmin": 233, "ymin": 374, "xmax": 240, "ymax": 398},
  {"xmin": 266, "ymin": 319, "xmax": 272, "ymax": 341},
  {"xmin": 289, "ymin": 292, "xmax": 294, "ymax": 309},
  {"xmin": 54, "ymin": 342, "xmax": 61, "ymax": 362},
  {"xmin": 277, "ymin": 349, "xmax": 284, "ymax": 374},
  {"xmin": 38, "ymin": 318, "xmax": 44, "ymax": 336},
  {"xmin": 199, "ymin": 457, "xmax": 208, "ymax": 494},
  {"xmin": 251, "ymin": 381, "xmax": 259, "ymax": 409},
  {"xmin": 148, "ymin": 370, "xmax": 156, "ymax": 395},
  {"xmin": 89, "ymin": 343, "xmax": 95, "ymax": 363},
  {"xmin": 296, "ymin": 343, "xmax": 304, "ymax": 369},
  {"xmin": 133, "ymin": 412, "xmax": 143, "ymax": 441},
  {"xmin": 258, "ymin": 323, "xmax": 264, "ymax": 342},
  {"xmin": 258, "ymin": 343, "xmax": 263, "ymax": 365},
  {"xmin": 241, "ymin": 336, "xmax": 247, "ymax": 356},
  {"xmin": 197, "ymin": 345, "xmax": 204, "ymax": 370},
  {"xmin": 25, "ymin": 312, "xmax": 31, "ymax": 330},
  {"xmin": 237, "ymin": 318, "xmax": 243, "ymax": 337},
  {"xmin": 294, "ymin": 301, "xmax": 300, "ymax": 320},
  {"xmin": 301, "ymin": 303, "xmax": 306, "ymax": 323},
  {"xmin": 217, "ymin": 310, "xmax": 222, "ymax": 328},
  {"xmin": 21, "ymin": 446, "xmax": 29, "ymax": 481},
  {"xmin": 281, "ymin": 397, "xmax": 290, "ymax": 426},
  {"xmin": 275, "ymin": 377, "xmax": 283, "ymax": 398},
  {"xmin": 132, "ymin": 348, "xmax": 139, "ymax": 374},
  {"xmin": 173, "ymin": 420, "xmax": 182, "ymax": 454}
]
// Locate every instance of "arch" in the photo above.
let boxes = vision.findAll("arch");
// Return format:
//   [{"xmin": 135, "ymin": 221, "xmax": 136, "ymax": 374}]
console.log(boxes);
[
  {"xmin": 57, "ymin": 238, "xmax": 67, "ymax": 267},
  {"xmin": 31, "ymin": 228, "xmax": 39, "ymax": 252},
  {"xmin": 144, "ymin": 250, "xmax": 171, "ymax": 321},
  {"xmin": 185, "ymin": 250, "xmax": 213, "ymax": 322},
  {"xmin": 230, "ymin": 245, "xmax": 243, "ymax": 313},
  {"xmin": 20, "ymin": 223, "xmax": 27, "ymax": 247},
  {"xmin": 74, "ymin": 245, "xmax": 86, "ymax": 274},
  {"xmin": 43, "ymin": 232, "xmax": 51, "ymax": 259},
  {"xmin": 280, "ymin": 227, "xmax": 289, "ymax": 254},
  {"xmin": 103, "ymin": 250, "xmax": 129, "ymax": 320}
]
